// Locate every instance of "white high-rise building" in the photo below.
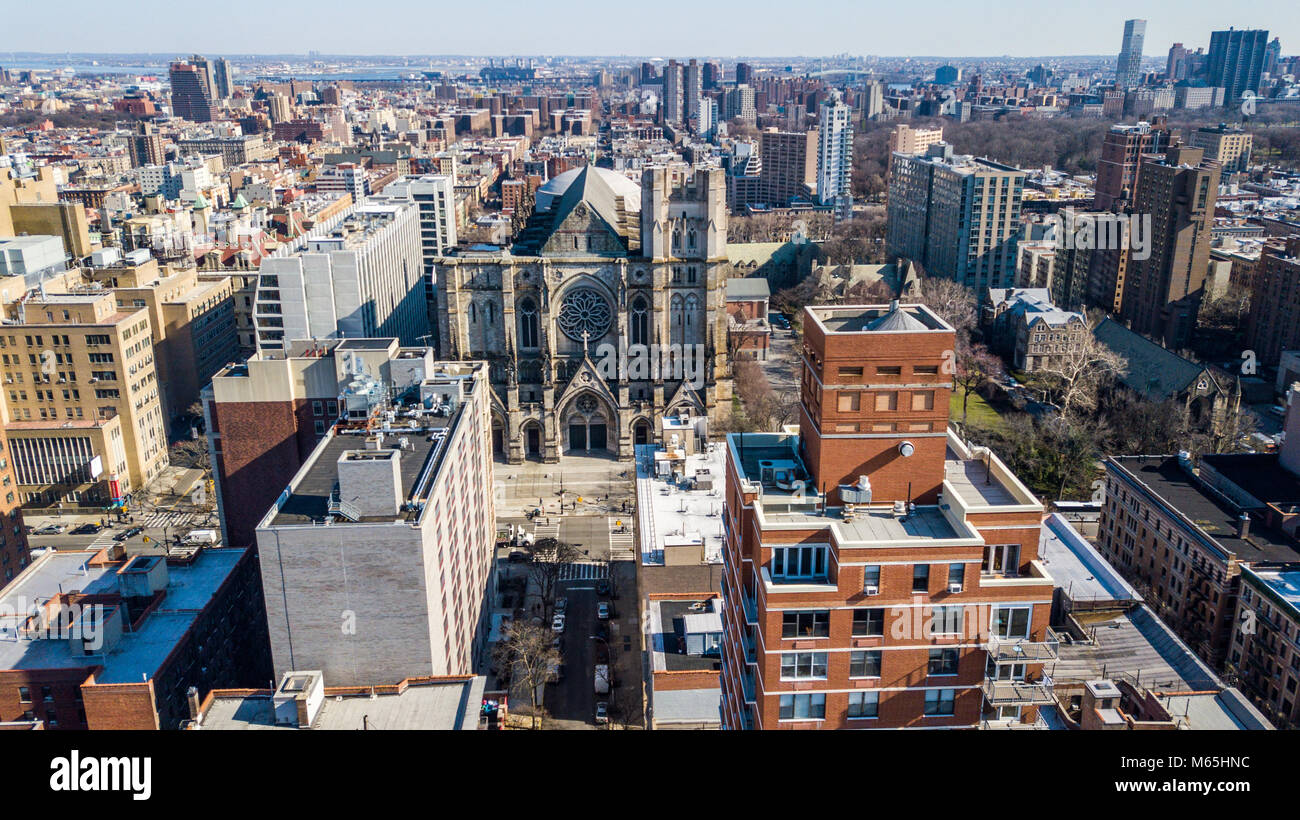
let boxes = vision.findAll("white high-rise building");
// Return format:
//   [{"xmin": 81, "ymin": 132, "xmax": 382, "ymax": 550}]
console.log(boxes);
[
  {"xmin": 254, "ymin": 202, "xmax": 426, "ymax": 353},
  {"xmin": 375, "ymin": 174, "xmax": 459, "ymax": 332},
  {"xmin": 817, "ymin": 90, "xmax": 854, "ymax": 220}
]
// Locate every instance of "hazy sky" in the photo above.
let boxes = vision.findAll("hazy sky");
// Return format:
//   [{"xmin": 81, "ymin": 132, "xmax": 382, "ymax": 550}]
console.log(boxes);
[{"xmin": 2, "ymin": 0, "xmax": 1293, "ymax": 58}]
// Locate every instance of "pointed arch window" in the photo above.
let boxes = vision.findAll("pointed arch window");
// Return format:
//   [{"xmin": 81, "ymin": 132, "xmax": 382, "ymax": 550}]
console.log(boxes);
[
  {"xmin": 518, "ymin": 297, "xmax": 539, "ymax": 348},
  {"xmin": 630, "ymin": 294, "xmax": 649, "ymax": 347}
]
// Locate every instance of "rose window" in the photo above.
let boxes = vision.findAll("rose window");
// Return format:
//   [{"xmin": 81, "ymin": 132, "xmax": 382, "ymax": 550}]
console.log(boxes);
[{"xmin": 557, "ymin": 287, "xmax": 612, "ymax": 342}]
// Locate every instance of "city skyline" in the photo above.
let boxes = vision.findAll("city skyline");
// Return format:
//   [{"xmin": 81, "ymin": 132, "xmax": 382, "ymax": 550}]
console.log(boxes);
[{"xmin": 1, "ymin": 0, "xmax": 1295, "ymax": 59}]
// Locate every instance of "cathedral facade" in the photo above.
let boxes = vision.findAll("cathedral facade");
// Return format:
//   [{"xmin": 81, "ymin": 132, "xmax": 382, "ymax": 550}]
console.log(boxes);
[{"xmin": 434, "ymin": 164, "xmax": 732, "ymax": 462}]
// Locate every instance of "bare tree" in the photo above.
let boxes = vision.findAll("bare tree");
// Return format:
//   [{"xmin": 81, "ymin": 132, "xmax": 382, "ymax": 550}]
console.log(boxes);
[
  {"xmin": 524, "ymin": 537, "xmax": 583, "ymax": 619},
  {"xmin": 914, "ymin": 274, "xmax": 977, "ymax": 340},
  {"xmin": 1032, "ymin": 332, "xmax": 1128, "ymax": 421},
  {"xmin": 491, "ymin": 621, "xmax": 559, "ymax": 729},
  {"xmin": 170, "ymin": 438, "xmax": 211, "ymax": 472}
]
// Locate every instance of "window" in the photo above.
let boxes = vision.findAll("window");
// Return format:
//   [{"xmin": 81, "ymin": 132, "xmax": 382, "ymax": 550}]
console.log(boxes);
[
  {"xmin": 992, "ymin": 606, "xmax": 1032, "ymax": 640},
  {"xmin": 862, "ymin": 564, "xmax": 881, "ymax": 591},
  {"xmin": 911, "ymin": 390, "xmax": 934, "ymax": 411},
  {"xmin": 983, "ymin": 544, "xmax": 1020, "ymax": 576},
  {"xmin": 913, "ymin": 564, "xmax": 930, "ymax": 592},
  {"xmin": 838, "ymin": 366, "xmax": 863, "ymax": 379},
  {"xmin": 780, "ymin": 652, "xmax": 828, "ymax": 680},
  {"xmin": 852, "ymin": 608, "xmax": 885, "ymax": 636},
  {"xmin": 518, "ymin": 297, "xmax": 540, "ymax": 348},
  {"xmin": 778, "ymin": 693, "xmax": 826, "ymax": 720},
  {"xmin": 876, "ymin": 365, "xmax": 901, "ymax": 376},
  {"xmin": 931, "ymin": 605, "xmax": 964, "ymax": 635},
  {"xmin": 924, "ymin": 688, "xmax": 956, "ymax": 716},
  {"xmin": 771, "ymin": 545, "xmax": 827, "ymax": 581},
  {"xmin": 850, "ymin": 649, "xmax": 882, "ymax": 677},
  {"xmin": 312, "ymin": 400, "xmax": 323, "ymax": 416},
  {"xmin": 837, "ymin": 392, "xmax": 860, "ymax": 412},
  {"xmin": 18, "ymin": 686, "xmax": 30, "ymax": 702},
  {"xmin": 914, "ymin": 365, "xmax": 939, "ymax": 375},
  {"xmin": 782, "ymin": 611, "xmax": 830, "ymax": 638},
  {"xmin": 928, "ymin": 648, "xmax": 959, "ymax": 675},
  {"xmin": 847, "ymin": 691, "xmax": 879, "ymax": 718},
  {"xmin": 874, "ymin": 391, "xmax": 898, "ymax": 411},
  {"xmin": 947, "ymin": 563, "xmax": 964, "ymax": 589}
]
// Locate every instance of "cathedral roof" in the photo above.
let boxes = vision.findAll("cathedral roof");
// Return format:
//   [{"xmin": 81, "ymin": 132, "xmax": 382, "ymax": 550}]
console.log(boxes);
[{"xmin": 513, "ymin": 165, "xmax": 637, "ymax": 256}]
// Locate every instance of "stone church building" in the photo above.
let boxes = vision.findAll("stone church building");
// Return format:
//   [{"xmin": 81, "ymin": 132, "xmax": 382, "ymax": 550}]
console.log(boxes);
[{"xmin": 434, "ymin": 164, "xmax": 733, "ymax": 462}]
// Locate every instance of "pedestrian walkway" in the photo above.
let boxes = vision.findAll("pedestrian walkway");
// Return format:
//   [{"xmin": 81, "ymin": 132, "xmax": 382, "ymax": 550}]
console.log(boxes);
[
  {"xmin": 143, "ymin": 511, "xmax": 195, "ymax": 529},
  {"xmin": 88, "ymin": 530, "xmax": 117, "ymax": 550},
  {"xmin": 535, "ymin": 521, "xmax": 560, "ymax": 541},
  {"xmin": 559, "ymin": 561, "xmax": 609, "ymax": 581},
  {"xmin": 608, "ymin": 516, "xmax": 635, "ymax": 561}
]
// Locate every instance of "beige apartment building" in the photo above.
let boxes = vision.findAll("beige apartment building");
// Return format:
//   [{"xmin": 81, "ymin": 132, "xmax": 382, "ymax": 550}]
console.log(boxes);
[
  {"xmin": 887, "ymin": 124, "xmax": 944, "ymax": 158},
  {"xmin": 0, "ymin": 291, "xmax": 168, "ymax": 508},
  {"xmin": 78, "ymin": 254, "xmax": 238, "ymax": 419},
  {"xmin": 1189, "ymin": 125, "xmax": 1253, "ymax": 174}
]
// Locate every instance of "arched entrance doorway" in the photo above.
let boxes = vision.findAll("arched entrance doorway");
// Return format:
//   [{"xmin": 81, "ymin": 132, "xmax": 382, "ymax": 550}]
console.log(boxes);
[
  {"xmin": 633, "ymin": 419, "xmax": 651, "ymax": 446},
  {"xmin": 563, "ymin": 393, "xmax": 613, "ymax": 454},
  {"xmin": 521, "ymin": 420, "xmax": 543, "ymax": 459}
]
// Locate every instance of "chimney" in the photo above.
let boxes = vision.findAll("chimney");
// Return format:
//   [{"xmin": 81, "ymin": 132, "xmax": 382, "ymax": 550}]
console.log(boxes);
[
  {"xmin": 1237, "ymin": 512, "xmax": 1252, "ymax": 539},
  {"xmin": 187, "ymin": 686, "xmax": 201, "ymax": 720}
]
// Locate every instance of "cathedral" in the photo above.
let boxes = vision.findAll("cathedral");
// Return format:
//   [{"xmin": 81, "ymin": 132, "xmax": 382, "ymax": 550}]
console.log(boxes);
[{"xmin": 434, "ymin": 163, "xmax": 732, "ymax": 462}]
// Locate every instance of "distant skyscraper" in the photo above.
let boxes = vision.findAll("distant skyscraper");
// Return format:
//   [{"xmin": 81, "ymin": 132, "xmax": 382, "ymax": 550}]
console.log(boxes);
[
  {"xmin": 1207, "ymin": 28, "xmax": 1270, "ymax": 102},
  {"xmin": 1166, "ymin": 43, "xmax": 1188, "ymax": 81},
  {"xmin": 211, "ymin": 57, "xmax": 233, "ymax": 99},
  {"xmin": 734, "ymin": 62, "xmax": 754, "ymax": 86},
  {"xmin": 1264, "ymin": 37, "xmax": 1282, "ymax": 75},
  {"xmin": 685, "ymin": 59, "xmax": 702, "ymax": 120},
  {"xmin": 817, "ymin": 90, "xmax": 853, "ymax": 219},
  {"xmin": 664, "ymin": 60, "xmax": 683, "ymax": 124},
  {"xmin": 862, "ymin": 79, "xmax": 884, "ymax": 120},
  {"xmin": 935, "ymin": 65, "xmax": 960, "ymax": 85},
  {"xmin": 1116, "ymin": 19, "xmax": 1147, "ymax": 89},
  {"xmin": 702, "ymin": 61, "xmax": 722, "ymax": 90},
  {"xmin": 169, "ymin": 59, "xmax": 215, "ymax": 122}
]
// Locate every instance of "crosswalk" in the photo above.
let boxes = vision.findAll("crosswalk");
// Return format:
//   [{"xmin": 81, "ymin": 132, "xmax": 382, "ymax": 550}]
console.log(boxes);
[
  {"xmin": 143, "ymin": 511, "xmax": 195, "ymax": 529},
  {"xmin": 88, "ymin": 530, "xmax": 117, "ymax": 550},
  {"xmin": 607, "ymin": 516, "xmax": 635, "ymax": 561},
  {"xmin": 534, "ymin": 521, "xmax": 560, "ymax": 541},
  {"xmin": 559, "ymin": 561, "xmax": 609, "ymax": 582}
]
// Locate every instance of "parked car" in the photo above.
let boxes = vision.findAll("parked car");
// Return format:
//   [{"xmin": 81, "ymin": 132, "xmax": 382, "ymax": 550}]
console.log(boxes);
[
  {"xmin": 506, "ymin": 550, "xmax": 531, "ymax": 563},
  {"xmin": 33, "ymin": 524, "xmax": 65, "ymax": 535},
  {"xmin": 594, "ymin": 701, "xmax": 609, "ymax": 724},
  {"xmin": 597, "ymin": 601, "xmax": 611, "ymax": 620},
  {"xmin": 551, "ymin": 613, "xmax": 566, "ymax": 633},
  {"xmin": 555, "ymin": 597, "xmax": 568, "ymax": 614},
  {"xmin": 596, "ymin": 579, "xmax": 611, "ymax": 596}
]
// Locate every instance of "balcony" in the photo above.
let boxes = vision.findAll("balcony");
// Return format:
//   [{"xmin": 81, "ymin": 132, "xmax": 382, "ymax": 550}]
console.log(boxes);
[
  {"xmin": 982, "ymin": 676, "xmax": 1055, "ymax": 706},
  {"xmin": 741, "ymin": 593, "xmax": 758, "ymax": 625},
  {"xmin": 981, "ymin": 715, "xmax": 1049, "ymax": 730},
  {"xmin": 986, "ymin": 631, "xmax": 1060, "ymax": 664}
]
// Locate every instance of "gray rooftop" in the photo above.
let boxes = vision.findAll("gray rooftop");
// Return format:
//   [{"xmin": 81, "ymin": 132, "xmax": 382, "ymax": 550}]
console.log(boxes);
[
  {"xmin": 0, "ymin": 548, "xmax": 246, "ymax": 682},
  {"xmin": 944, "ymin": 454, "xmax": 1019, "ymax": 506},
  {"xmin": 1038, "ymin": 513, "xmax": 1142, "ymax": 605},
  {"xmin": 269, "ymin": 419, "xmax": 453, "ymax": 527},
  {"xmin": 810, "ymin": 303, "xmax": 949, "ymax": 334},
  {"xmin": 1054, "ymin": 606, "xmax": 1221, "ymax": 692},
  {"xmin": 200, "ymin": 677, "xmax": 486, "ymax": 730}
]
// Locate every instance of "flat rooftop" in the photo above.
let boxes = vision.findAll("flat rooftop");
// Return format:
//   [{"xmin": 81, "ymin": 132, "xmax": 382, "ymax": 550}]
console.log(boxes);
[
  {"xmin": 0, "ymin": 548, "xmax": 246, "ymax": 682},
  {"xmin": 200, "ymin": 676, "xmax": 485, "ymax": 730},
  {"xmin": 268, "ymin": 418, "xmax": 453, "ymax": 526},
  {"xmin": 651, "ymin": 599, "xmax": 724, "ymax": 673},
  {"xmin": 944, "ymin": 453, "xmax": 1018, "ymax": 505},
  {"xmin": 1200, "ymin": 452, "xmax": 1300, "ymax": 507},
  {"xmin": 1111, "ymin": 456, "xmax": 1300, "ymax": 563},
  {"xmin": 635, "ymin": 442, "xmax": 725, "ymax": 565},
  {"xmin": 1055, "ymin": 606, "xmax": 1221, "ymax": 693},
  {"xmin": 1039, "ymin": 513, "xmax": 1142, "ymax": 605}
]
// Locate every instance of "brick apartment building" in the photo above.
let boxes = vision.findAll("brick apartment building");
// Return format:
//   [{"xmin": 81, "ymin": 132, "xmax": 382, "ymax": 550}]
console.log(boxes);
[
  {"xmin": 0, "ymin": 546, "xmax": 271, "ymax": 729},
  {"xmin": 1097, "ymin": 388, "xmax": 1300, "ymax": 725},
  {"xmin": 1246, "ymin": 237, "xmax": 1300, "ymax": 371},
  {"xmin": 719, "ymin": 302, "xmax": 1058, "ymax": 729}
]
